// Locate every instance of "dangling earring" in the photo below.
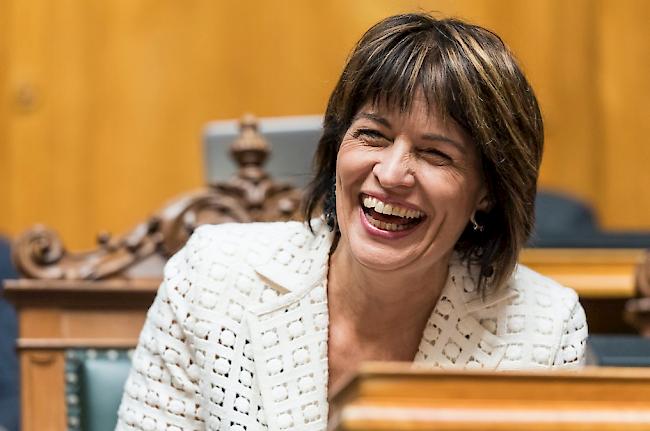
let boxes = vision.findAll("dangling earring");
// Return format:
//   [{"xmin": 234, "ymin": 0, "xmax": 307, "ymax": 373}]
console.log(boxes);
[
  {"xmin": 471, "ymin": 213, "xmax": 484, "ymax": 232},
  {"xmin": 323, "ymin": 177, "xmax": 337, "ymax": 232}
]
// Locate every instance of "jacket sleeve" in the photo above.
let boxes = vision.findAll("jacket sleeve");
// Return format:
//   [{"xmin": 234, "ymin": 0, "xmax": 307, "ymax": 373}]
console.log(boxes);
[
  {"xmin": 552, "ymin": 294, "xmax": 588, "ymax": 369},
  {"xmin": 116, "ymin": 245, "xmax": 205, "ymax": 430}
]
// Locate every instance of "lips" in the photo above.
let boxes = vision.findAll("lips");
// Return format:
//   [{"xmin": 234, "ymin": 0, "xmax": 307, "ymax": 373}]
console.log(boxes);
[{"xmin": 360, "ymin": 193, "xmax": 425, "ymax": 232}]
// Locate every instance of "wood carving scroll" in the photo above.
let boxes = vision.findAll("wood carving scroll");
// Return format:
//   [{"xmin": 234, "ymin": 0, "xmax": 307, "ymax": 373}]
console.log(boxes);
[
  {"xmin": 13, "ymin": 114, "xmax": 304, "ymax": 280},
  {"xmin": 624, "ymin": 250, "xmax": 650, "ymax": 336}
]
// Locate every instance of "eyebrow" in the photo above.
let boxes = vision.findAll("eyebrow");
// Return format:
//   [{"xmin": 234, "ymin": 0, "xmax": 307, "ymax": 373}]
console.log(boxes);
[
  {"xmin": 354, "ymin": 111, "xmax": 467, "ymax": 154},
  {"xmin": 353, "ymin": 112, "xmax": 392, "ymax": 128},
  {"xmin": 422, "ymin": 133, "xmax": 467, "ymax": 154}
]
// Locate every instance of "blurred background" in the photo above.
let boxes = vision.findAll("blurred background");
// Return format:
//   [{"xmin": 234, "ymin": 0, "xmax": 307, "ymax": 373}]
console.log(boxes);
[{"xmin": 0, "ymin": 0, "xmax": 648, "ymax": 250}]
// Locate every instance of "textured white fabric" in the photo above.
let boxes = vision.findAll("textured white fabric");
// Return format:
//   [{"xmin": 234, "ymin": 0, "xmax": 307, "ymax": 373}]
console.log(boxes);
[{"xmin": 116, "ymin": 219, "xmax": 588, "ymax": 431}]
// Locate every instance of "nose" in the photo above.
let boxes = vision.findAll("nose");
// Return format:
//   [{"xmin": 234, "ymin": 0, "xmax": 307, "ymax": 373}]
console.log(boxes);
[{"xmin": 372, "ymin": 140, "xmax": 416, "ymax": 189}]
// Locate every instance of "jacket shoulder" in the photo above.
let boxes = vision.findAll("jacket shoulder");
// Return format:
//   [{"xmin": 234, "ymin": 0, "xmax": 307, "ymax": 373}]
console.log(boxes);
[
  {"xmin": 168, "ymin": 220, "xmax": 329, "ymax": 305},
  {"xmin": 491, "ymin": 265, "xmax": 587, "ymax": 368},
  {"xmin": 188, "ymin": 219, "xmax": 326, "ymax": 267},
  {"xmin": 191, "ymin": 219, "xmax": 312, "ymax": 248},
  {"xmin": 509, "ymin": 264, "xmax": 580, "ymax": 313}
]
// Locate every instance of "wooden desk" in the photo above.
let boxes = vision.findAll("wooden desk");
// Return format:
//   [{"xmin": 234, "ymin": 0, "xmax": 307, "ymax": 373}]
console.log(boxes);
[
  {"xmin": 520, "ymin": 248, "xmax": 644, "ymax": 298},
  {"xmin": 520, "ymin": 248, "xmax": 646, "ymax": 333},
  {"xmin": 330, "ymin": 362, "xmax": 650, "ymax": 430}
]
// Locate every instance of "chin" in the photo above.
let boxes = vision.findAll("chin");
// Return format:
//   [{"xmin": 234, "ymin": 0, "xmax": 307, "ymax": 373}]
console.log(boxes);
[
  {"xmin": 337, "ymin": 205, "xmax": 456, "ymax": 275},
  {"xmin": 341, "ymin": 219, "xmax": 424, "ymax": 272}
]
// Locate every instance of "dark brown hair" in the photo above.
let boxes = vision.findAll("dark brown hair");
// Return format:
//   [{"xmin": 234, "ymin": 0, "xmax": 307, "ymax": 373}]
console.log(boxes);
[{"xmin": 303, "ymin": 13, "xmax": 544, "ymax": 291}]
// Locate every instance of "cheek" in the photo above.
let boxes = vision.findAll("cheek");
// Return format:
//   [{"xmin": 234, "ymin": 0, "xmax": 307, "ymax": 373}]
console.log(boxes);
[
  {"xmin": 335, "ymin": 144, "xmax": 359, "ymax": 219},
  {"xmin": 336, "ymin": 142, "xmax": 376, "ymax": 191},
  {"xmin": 420, "ymin": 169, "xmax": 481, "ymax": 212}
]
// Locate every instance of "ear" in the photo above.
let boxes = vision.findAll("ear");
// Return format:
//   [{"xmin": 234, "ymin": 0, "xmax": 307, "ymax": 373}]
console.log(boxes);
[{"xmin": 475, "ymin": 185, "xmax": 491, "ymax": 213}]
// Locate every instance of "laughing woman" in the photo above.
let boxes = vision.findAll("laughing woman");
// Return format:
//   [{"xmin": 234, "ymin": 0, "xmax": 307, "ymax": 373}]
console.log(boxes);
[{"xmin": 117, "ymin": 13, "xmax": 587, "ymax": 431}]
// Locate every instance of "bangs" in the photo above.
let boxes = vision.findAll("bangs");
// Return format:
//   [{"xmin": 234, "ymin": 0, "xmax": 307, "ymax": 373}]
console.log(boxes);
[{"xmin": 346, "ymin": 26, "xmax": 460, "ymax": 128}]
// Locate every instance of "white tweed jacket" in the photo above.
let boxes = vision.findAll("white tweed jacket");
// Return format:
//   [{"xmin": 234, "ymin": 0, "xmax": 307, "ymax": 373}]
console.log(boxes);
[{"xmin": 116, "ymin": 219, "xmax": 588, "ymax": 431}]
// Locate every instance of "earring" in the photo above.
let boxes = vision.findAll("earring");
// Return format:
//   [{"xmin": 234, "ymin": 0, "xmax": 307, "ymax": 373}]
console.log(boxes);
[{"xmin": 470, "ymin": 213, "xmax": 484, "ymax": 232}]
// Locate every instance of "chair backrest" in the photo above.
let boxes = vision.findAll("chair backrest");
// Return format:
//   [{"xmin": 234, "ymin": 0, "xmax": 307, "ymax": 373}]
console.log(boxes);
[
  {"xmin": 534, "ymin": 190, "xmax": 598, "ymax": 236},
  {"xmin": 530, "ymin": 190, "xmax": 650, "ymax": 248},
  {"xmin": 65, "ymin": 349, "xmax": 132, "ymax": 431},
  {"xmin": 11, "ymin": 115, "xmax": 304, "ymax": 281},
  {"xmin": 586, "ymin": 335, "xmax": 650, "ymax": 367}
]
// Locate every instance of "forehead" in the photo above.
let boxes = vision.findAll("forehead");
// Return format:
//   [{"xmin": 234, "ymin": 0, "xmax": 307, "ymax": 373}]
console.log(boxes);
[{"xmin": 353, "ymin": 95, "xmax": 470, "ymax": 142}]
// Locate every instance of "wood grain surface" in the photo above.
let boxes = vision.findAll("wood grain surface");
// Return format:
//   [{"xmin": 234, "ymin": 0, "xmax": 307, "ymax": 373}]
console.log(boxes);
[{"xmin": 1, "ymin": 0, "xmax": 648, "ymax": 249}]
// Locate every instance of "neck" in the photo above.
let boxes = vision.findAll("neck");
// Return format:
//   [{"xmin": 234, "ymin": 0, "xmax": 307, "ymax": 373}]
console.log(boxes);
[{"xmin": 327, "ymin": 242, "xmax": 450, "ymax": 340}]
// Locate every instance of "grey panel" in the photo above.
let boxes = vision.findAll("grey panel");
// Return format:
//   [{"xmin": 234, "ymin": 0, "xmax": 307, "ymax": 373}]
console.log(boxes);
[{"xmin": 203, "ymin": 115, "xmax": 323, "ymax": 188}]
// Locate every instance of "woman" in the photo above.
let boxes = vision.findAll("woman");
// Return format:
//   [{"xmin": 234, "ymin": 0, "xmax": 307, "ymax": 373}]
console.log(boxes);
[{"xmin": 117, "ymin": 13, "xmax": 587, "ymax": 431}]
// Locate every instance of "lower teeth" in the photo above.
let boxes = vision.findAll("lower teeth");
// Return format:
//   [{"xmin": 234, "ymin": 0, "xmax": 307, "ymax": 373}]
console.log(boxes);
[{"xmin": 366, "ymin": 214, "xmax": 409, "ymax": 232}]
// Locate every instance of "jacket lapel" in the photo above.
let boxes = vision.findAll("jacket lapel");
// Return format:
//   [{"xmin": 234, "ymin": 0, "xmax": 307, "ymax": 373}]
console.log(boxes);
[{"xmin": 246, "ymin": 222, "xmax": 332, "ymax": 431}]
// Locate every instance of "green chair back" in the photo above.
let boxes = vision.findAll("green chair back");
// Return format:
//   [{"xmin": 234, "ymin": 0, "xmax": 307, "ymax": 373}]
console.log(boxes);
[{"xmin": 65, "ymin": 349, "xmax": 132, "ymax": 431}]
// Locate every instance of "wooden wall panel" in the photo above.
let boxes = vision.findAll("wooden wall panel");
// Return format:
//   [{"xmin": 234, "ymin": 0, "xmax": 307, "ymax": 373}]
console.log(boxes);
[
  {"xmin": 1, "ymin": 0, "xmax": 648, "ymax": 249},
  {"xmin": 529, "ymin": 1, "xmax": 601, "ymax": 207},
  {"xmin": 598, "ymin": 0, "xmax": 650, "ymax": 229},
  {"xmin": 0, "ymin": 0, "xmax": 12, "ymax": 234}
]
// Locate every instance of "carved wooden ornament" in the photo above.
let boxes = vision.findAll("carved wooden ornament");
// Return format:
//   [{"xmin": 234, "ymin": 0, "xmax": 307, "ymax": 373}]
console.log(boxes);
[{"xmin": 13, "ymin": 115, "xmax": 303, "ymax": 280}]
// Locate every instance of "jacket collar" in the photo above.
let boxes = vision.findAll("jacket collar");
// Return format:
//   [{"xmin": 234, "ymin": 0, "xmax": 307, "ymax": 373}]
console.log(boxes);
[
  {"xmin": 250, "ymin": 219, "xmax": 333, "ymax": 314},
  {"xmin": 246, "ymin": 221, "xmax": 517, "ymax": 430},
  {"xmin": 245, "ymin": 220, "xmax": 333, "ymax": 431}
]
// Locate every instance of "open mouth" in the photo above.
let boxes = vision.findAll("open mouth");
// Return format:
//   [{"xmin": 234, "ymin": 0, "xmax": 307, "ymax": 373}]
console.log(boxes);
[{"xmin": 360, "ymin": 194, "xmax": 426, "ymax": 232}]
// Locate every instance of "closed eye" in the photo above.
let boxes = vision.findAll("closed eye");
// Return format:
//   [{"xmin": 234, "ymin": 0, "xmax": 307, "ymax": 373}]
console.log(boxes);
[
  {"xmin": 419, "ymin": 148, "xmax": 453, "ymax": 163},
  {"xmin": 351, "ymin": 128, "xmax": 390, "ymax": 145}
]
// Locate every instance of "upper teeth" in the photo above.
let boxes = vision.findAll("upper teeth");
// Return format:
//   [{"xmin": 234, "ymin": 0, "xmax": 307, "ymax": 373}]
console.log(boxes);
[{"xmin": 362, "ymin": 196, "xmax": 423, "ymax": 219}]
